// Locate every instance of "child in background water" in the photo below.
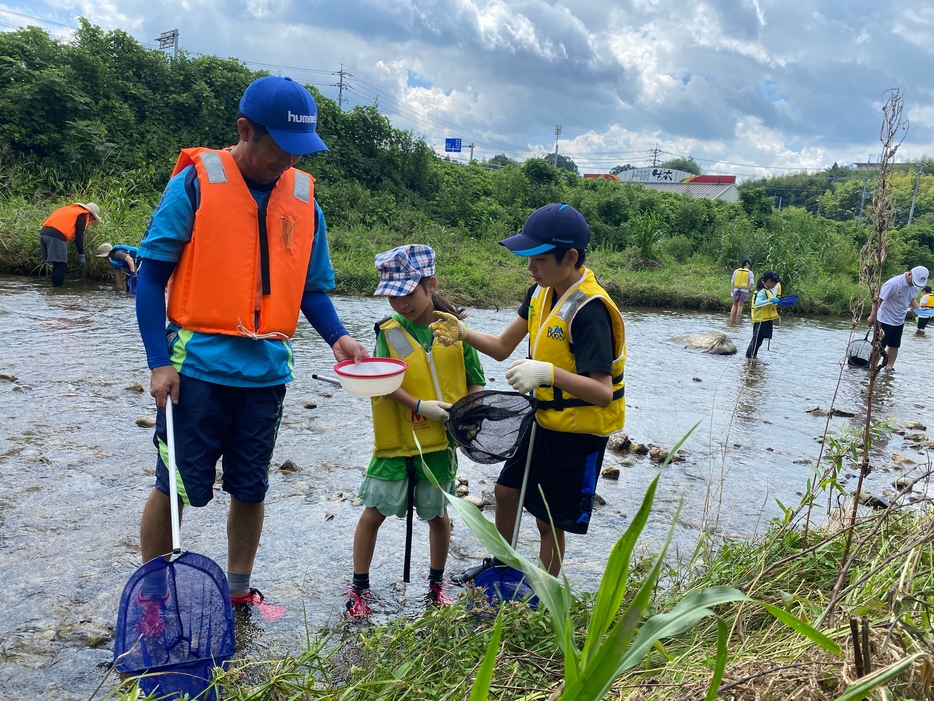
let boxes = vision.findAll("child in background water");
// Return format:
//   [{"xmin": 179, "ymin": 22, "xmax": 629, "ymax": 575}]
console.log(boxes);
[
  {"xmin": 346, "ymin": 244, "xmax": 486, "ymax": 617},
  {"xmin": 917, "ymin": 286, "xmax": 933, "ymax": 334},
  {"xmin": 746, "ymin": 271, "xmax": 782, "ymax": 359}
]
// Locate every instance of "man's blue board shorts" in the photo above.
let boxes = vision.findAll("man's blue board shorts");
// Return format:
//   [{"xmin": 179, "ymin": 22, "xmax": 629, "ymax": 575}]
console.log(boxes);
[{"xmin": 153, "ymin": 374, "xmax": 286, "ymax": 507}]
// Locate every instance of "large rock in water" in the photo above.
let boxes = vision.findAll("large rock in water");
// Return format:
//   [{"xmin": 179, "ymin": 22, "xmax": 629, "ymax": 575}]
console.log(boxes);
[{"xmin": 671, "ymin": 332, "xmax": 737, "ymax": 355}]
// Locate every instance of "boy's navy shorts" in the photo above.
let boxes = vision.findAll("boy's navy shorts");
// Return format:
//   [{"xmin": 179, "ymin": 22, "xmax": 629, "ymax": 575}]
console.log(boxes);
[
  {"xmin": 153, "ymin": 374, "xmax": 286, "ymax": 507},
  {"xmin": 497, "ymin": 423, "xmax": 608, "ymax": 535}
]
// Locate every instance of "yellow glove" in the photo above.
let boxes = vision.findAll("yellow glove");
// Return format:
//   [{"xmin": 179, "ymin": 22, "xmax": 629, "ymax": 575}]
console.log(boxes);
[{"xmin": 430, "ymin": 311, "xmax": 467, "ymax": 346}]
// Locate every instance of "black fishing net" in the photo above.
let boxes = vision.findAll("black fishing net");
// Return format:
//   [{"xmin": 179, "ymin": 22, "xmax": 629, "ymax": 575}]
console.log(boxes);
[
  {"xmin": 847, "ymin": 330, "xmax": 886, "ymax": 368},
  {"xmin": 446, "ymin": 390, "xmax": 537, "ymax": 464}
]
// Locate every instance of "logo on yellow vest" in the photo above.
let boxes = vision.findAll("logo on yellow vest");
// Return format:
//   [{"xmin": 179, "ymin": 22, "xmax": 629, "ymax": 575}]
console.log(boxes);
[
  {"xmin": 547, "ymin": 325, "xmax": 566, "ymax": 341},
  {"xmin": 404, "ymin": 408, "xmax": 429, "ymax": 425}
]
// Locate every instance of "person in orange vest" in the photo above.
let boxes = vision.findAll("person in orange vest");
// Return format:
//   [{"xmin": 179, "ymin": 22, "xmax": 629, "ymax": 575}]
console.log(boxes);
[
  {"xmin": 133, "ymin": 75, "xmax": 368, "ymax": 625},
  {"xmin": 39, "ymin": 202, "xmax": 102, "ymax": 286}
]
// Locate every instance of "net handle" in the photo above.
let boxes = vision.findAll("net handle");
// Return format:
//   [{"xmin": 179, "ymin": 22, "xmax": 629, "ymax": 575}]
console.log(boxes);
[
  {"xmin": 165, "ymin": 400, "xmax": 182, "ymax": 554},
  {"xmin": 511, "ymin": 422, "xmax": 537, "ymax": 549}
]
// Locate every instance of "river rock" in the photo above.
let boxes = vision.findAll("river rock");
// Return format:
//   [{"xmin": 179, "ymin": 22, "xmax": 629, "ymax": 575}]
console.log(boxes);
[
  {"xmin": 618, "ymin": 457, "xmax": 636, "ymax": 467},
  {"xmin": 670, "ymin": 332, "xmax": 737, "ymax": 355},
  {"xmin": 857, "ymin": 492, "xmax": 889, "ymax": 510},
  {"xmin": 804, "ymin": 405, "xmax": 821, "ymax": 414},
  {"xmin": 125, "ymin": 382, "xmax": 145, "ymax": 393},
  {"xmin": 893, "ymin": 477, "xmax": 915, "ymax": 492},
  {"xmin": 608, "ymin": 432, "xmax": 631, "ymax": 453},
  {"xmin": 481, "ymin": 488, "xmax": 495, "ymax": 506},
  {"xmin": 135, "ymin": 416, "xmax": 156, "ymax": 428},
  {"xmin": 601, "ymin": 465, "xmax": 620, "ymax": 479},
  {"xmin": 464, "ymin": 495, "xmax": 484, "ymax": 509},
  {"xmin": 830, "ymin": 408, "xmax": 856, "ymax": 418},
  {"xmin": 649, "ymin": 446, "xmax": 669, "ymax": 463},
  {"xmin": 11, "ymin": 383, "xmax": 28, "ymax": 393},
  {"xmin": 692, "ymin": 377, "xmax": 702, "ymax": 382},
  {"xmin": 0, "ymin": 371, "xmax": 17, "ymax": 382},
  {"xmin": 455, "ymin": 484, "xmax": 469, "ymax": 497},
  {"xmin": 278, "ymin": 459, "xmax": 301, "ymax": 473},
  {"xmin": 902, "ymin": 420, "xmax": 927, "ymax": 431},
  {"xmin": 593, "ymin": 494, "xmax": 607, "ymax": 506},
  {"xmin": 456, "ymin": 475, "xmax": 468, "ymax": 487},
  {"xmin": 317, "ymin": 391, "xmax": 333, "ymax": 398},
  {"xmin": 352, "ymin": 497, "xmax": 363, "ymax": 507},
  {"xmin": 301, "ymin": 398, "xmax": 317, "ymax": 409},
  {"xmin": 891, "ymin": 454, "xmax": 915, "ymax": 465},
  {"xmin": 629, "ymin": 442, "xmax": 649, "ymax": 454}
]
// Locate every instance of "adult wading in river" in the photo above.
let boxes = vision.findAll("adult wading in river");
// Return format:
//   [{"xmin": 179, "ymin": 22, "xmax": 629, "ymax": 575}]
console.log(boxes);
[
  {"xmin": 134, "ymin": 75, "xmax": 367, "ymax": 621},
  {"xmin": 39, "ymin": 202, "xmax": 102, "ymax": 286},
  {"xmin": 867, "ymin": 265, "xmax": 930, "ymax": 371}
]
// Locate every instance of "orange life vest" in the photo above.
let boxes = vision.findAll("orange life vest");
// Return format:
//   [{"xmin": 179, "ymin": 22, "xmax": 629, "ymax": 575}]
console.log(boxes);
[
  {"xmin": 42, "ymin": 204, "xmax": 91, "ymax": 241},
  {"xmin": 166, "ymin": 148, "xmax": 316, "ymax": 340}
]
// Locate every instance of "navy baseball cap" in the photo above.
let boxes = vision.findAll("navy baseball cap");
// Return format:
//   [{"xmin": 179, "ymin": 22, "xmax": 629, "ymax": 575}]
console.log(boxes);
[
  {"xmin": 239, "ymin": 76, "xmax": 329, "ymax": 156},
  {"xmin": 500, "ymin": 203, "xmax": 590, "ymax": 255}
]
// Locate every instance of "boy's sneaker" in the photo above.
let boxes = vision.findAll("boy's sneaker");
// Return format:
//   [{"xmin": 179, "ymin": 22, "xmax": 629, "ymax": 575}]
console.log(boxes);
[
  {"xmin": 230, "ymin": 588, "xmax": 285, "ymax": 622},
  {"xmin": 135, "ymin": 590, "xmax": 168, "ymax": 637},
  {"xmin": 452, "ymin": 557, "xmax": 501, "ymax": 585},
  {"xmin": 344, "ymin": 586, "xmax": 373, "ymax": 618},
  {"xmin": 427, "ymin": 581, "xmax": 455, "ymax": 608}
]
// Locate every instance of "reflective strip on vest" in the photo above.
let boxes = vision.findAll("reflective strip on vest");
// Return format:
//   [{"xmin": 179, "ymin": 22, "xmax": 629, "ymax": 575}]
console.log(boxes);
[
  {"xmin": 293, "ymin": 171, "xmax": 311, "ymax": 203},
  {"xmin": 200, "ymin": 151, "xmax": 228, "ymax": 184},
  {"xmin": 385, "ymin": 327, "xmax": 416, "ymax": 358},
  {"xmin": 557, "ymin": 289, "xmax": 588, "ymax": 323}
]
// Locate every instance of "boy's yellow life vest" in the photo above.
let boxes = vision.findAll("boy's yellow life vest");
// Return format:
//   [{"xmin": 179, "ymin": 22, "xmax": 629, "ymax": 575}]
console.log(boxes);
[
  {"xmin": 528, "ymin": 268, "xmax": 626, "ymax": 436},
  {"xmin": 733, "ymin": 268, "xmax": 751, "ymax": 289},
  {"xmin": 751, "ymin": 289, "xmax": 779, "ymax": 322},
  {"xmin": 370, "ymin": 317, "xmax": 468, "ymax": 458},
  {"xmin": 921, "ymin": 294, "xmax": 934, "ymax": 309}
]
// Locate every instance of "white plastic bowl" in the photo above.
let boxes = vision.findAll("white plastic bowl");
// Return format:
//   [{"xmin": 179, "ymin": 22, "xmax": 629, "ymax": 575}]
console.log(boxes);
[{"xmin": 333, "ymin": 358, "xmax": 407, "ymax": 397}]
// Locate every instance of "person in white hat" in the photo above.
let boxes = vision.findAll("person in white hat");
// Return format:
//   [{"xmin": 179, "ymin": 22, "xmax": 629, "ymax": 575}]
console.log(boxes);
[
  {"xmin": 39, "ymin": 202, "xmax": 102, "ymax": 286},
  {"xmin": 868, "ymin": 265, "xmax": 930, "ymax": 370},
  {"xmin": 95, "ymin": 242, "xmax": 139, "ymax": 293}
]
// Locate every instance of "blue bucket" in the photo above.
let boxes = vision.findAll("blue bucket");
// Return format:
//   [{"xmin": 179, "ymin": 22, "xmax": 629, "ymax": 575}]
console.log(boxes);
[{"xmin": 473, "ymin": 565, "xmax": 539, "ymax": 609}]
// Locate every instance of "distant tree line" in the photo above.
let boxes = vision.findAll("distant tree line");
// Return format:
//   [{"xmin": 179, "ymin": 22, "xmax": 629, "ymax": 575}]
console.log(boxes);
[{"xmin": 1, "ymin": 21, "xmax": 932, "ymax": 289}]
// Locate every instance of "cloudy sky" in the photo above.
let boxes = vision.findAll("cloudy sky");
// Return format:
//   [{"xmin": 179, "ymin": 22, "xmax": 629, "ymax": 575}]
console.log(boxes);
[{"xmin": 4, "ymin": 0, "xmax": 934, "ymax": 178}]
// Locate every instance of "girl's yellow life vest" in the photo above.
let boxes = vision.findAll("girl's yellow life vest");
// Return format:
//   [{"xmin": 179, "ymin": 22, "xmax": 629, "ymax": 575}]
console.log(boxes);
[
  {"xmin": 921, "ymin": 294, "xmax": 934, "ymax": 309},
  {"xmin": 751, "ymin": 289, "xmax": 779, "ymax": 322},
  {"xmin": 370, "ymin": 317, "xmax": 468, "ymax": 458},
  {"xmin": 528, "ymin": 268, "xmax": 626, "ymax": 436},
  {"xmin": 733, "ymin": 268, "xmax": 751, "ymax": 289}
]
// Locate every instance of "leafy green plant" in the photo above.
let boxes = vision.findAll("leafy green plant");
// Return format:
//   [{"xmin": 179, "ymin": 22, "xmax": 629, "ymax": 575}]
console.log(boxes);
[{"xmin": 421, "ymin": 428, "xmax": 840, "ymax": 700}]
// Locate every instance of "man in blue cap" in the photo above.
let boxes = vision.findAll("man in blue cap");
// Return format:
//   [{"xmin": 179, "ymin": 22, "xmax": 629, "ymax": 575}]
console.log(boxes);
[
  {"xmin": 133, "ymin": 75, "xmax": 367, "ymax": 624},
  {"xmin": 431, "ymin": 203, "xmax": 626, "ymax": 577}
]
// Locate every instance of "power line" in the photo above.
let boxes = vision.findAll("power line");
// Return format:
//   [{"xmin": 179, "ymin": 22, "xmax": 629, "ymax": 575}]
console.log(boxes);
[{"xmin": 0, "ymin": 8, "xmax": 78, "ymax": 29}]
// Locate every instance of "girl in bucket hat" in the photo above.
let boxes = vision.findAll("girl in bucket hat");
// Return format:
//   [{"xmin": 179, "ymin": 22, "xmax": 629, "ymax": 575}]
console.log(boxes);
[{"xmin": 345, "ymin": 244, "xmax": 486, "ymax": 617}]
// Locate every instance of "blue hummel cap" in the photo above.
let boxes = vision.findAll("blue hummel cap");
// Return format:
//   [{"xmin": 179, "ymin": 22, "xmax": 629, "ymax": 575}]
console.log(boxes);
[
  {"xmin": 239, "ymin": 76, "xmax": 329, "ymax": 156},
  {"xmin": 500, "ymin": 203, "xmax": 590, "ymax": 256}
]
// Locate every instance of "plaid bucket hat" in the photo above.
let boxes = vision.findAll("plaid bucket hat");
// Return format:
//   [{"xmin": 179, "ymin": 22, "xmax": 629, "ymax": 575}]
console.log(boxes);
[{"xmin": 374, "ymin": 244, "xmax": 436, "ymax": 296}]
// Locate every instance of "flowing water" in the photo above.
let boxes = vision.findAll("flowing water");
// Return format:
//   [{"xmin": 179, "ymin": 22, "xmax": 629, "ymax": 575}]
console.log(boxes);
[{"xmin": 1, "ymin": 274, "xmax": 932, "ymax": 699}]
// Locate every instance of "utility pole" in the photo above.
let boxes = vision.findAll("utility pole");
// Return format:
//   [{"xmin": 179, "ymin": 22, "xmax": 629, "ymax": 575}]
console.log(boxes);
[
  {"xmin": 332, "ymin": 64, "xmax": 352, "ymax": 110},
  {"xmin": 908, "ymin": 163, "xmax": 924, "ymax": 227},
  {"xmin": 157, "ymin": 29, "xmax": 179, "ymax": 58},
  {"xmin": 553, "ymin": 125, "xmax": 562, "ymax": 167},
  {"xmin": 650, "ymin": 144, "xmax": 660, "ymax": 167},
  {"xmin": 857, "ymin": 156, "xmax": 872, "ymax": 227}
]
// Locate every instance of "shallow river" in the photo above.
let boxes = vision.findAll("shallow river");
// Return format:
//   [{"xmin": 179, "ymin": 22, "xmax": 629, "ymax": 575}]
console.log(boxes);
[{"xmin": 1, "ymin": 275, "xmax": 932, "ymax": 699}]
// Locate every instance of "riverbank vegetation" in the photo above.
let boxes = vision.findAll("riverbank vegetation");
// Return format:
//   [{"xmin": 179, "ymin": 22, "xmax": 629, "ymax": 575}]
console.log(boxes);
[{"xmin": 2, "ymin": 23, "xmax": 933, "ymax": 314}]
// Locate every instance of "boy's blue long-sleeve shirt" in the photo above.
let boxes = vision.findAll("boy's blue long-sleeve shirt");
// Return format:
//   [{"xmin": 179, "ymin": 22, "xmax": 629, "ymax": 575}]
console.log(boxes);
[{"xmin": 135, "ymin": 165, "xmax": 347, "ymax": 387}]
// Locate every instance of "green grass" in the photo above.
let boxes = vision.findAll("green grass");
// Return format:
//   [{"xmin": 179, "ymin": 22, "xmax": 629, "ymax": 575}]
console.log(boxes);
[{"xmin": 0, "ymin": 195, "xmax": 866, "ymax": 315}]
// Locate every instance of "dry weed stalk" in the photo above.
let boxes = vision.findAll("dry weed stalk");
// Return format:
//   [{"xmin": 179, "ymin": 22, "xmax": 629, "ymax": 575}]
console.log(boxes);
[{"xmin": 828, "ymin": 89, "xmax": 908, "ymax": 627}]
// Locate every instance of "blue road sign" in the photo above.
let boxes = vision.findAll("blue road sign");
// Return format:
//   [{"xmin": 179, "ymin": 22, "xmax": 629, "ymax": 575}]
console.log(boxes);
[{"xmin": 445, "ymin": 138, "xmax": 462, "ymax": 153}]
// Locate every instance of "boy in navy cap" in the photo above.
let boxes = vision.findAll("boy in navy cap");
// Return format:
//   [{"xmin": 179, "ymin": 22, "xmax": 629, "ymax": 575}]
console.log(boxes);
[
  {"xmin": 432, "ymin": 203, "xmax": 626, "ymax": 576},
  {"xmin": 134, "ymin": 75, "xmax": 368, "ymax": 624}
]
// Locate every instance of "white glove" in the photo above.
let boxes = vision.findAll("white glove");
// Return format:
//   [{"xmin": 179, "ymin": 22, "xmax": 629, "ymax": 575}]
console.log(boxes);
[
  {"xmin": 505, "ymin": 359, "xmax": 554, "ymax": 393},
  {"xmin": 416, "ymin": 399, "xmax": 452, "ymax": 422},
  {"xmin": 430, "ymin": 311, "xmax": 467, "ymax": 347}
]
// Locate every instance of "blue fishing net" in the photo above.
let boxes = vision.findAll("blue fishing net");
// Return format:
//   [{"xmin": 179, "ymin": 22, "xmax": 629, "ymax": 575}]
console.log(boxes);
[
  {"xmin": 114, "ymin": 551, "xmax": 235, "ymax": 700},
  {"xmin": 473, "ymin": 564, "xmax": 539, "ymax": 609}
]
